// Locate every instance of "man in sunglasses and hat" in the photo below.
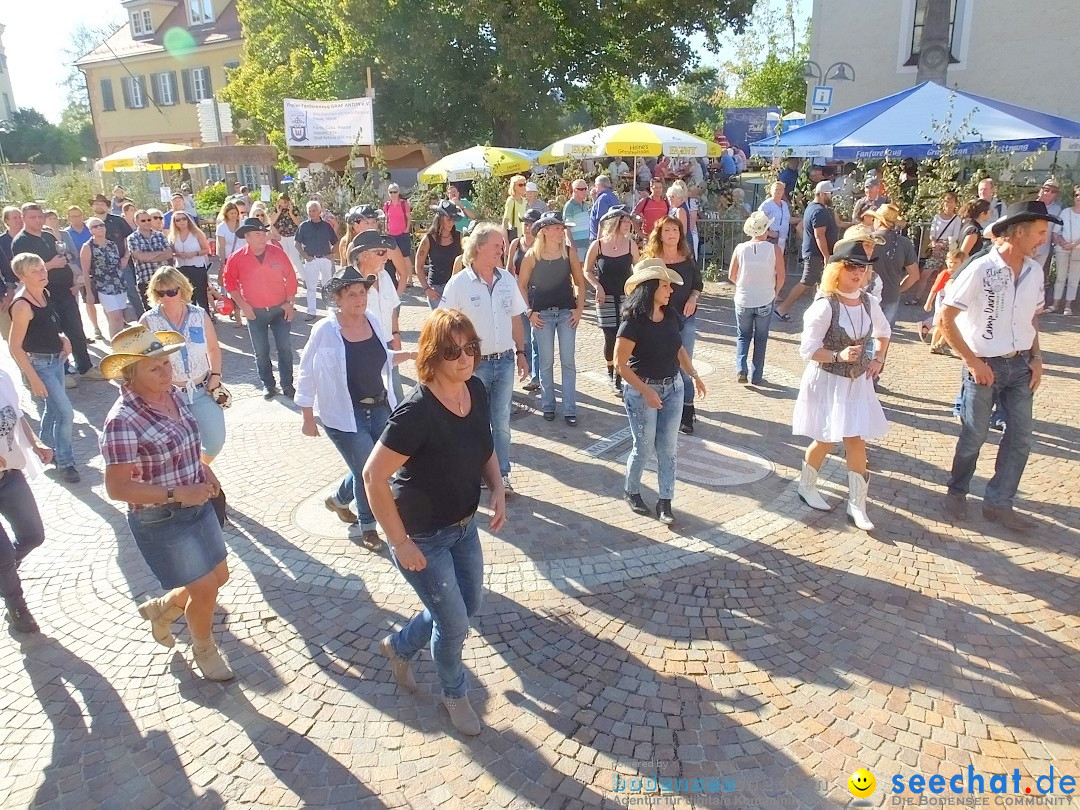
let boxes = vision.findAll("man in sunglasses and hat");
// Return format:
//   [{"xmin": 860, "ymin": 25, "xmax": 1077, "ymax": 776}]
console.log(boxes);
[
  {"xmin": 940, "ymin": 200, "xmax": 1061, "ymax": 531},
  {"xmin": 344, "ymin": 204, "xmax": 411, "ymax": 295},
  {"xmin": 869, "ymin": 203, "xmax": 919, "ymax": 327},
  {"xmin": 222, "ymin": 217, "xmax": 298, "ymax": 400}
]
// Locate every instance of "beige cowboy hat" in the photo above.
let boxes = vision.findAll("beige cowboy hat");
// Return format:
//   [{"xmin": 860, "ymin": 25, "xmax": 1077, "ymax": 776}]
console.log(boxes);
[
  {"xmin": 100, "ymin": 324, "xmax": 185, "ymax": 380},
  {"xmin": 624, "ymin": 258, "xmax": 684, "ymax": 296},
  {"xmin": 842, "ymin": 224, "xmax": 886, "ymax": 245},
  {"xmin": 872, "ymin": 203, "xmax": 905, "ymax": 228},
  {"xmin": 743, "ymin": 210, "xmax": 773, "ymax": 238}
]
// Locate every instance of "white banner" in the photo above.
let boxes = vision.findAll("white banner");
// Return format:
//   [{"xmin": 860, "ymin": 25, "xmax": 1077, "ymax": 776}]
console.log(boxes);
[{"xmin": 284, "ymin": 98, "xmax": 374, "ymax": 147}]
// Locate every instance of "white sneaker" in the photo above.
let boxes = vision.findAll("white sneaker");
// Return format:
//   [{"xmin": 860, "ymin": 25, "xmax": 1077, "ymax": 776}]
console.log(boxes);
[{"xmin": 502, "ymin": 475, "xmax": 514, "ymax": 499}]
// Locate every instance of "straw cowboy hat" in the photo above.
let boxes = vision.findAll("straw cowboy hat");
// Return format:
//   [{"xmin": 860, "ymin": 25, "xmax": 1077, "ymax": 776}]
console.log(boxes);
[
  {"xmin": 99, "ymin": 324, "xmax": 185, "ymax": 380},
  {"xmin": 841, "ymin": 224, "xmax": 886, "ymax": 245},
  {"xmin": 624, "ymin": 258, "xmax": 684, "ymax": 296},
  {"xmin": 872, "ymin": 203, "xmax": 905, "ymax": 229},
  {"xmin": 743, "ymin": 210, "xmax": 773, "ymax": 238}
]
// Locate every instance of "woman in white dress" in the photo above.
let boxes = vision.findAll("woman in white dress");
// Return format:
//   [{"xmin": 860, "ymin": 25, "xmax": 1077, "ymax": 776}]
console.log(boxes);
[{"xmin": 793, "ymin": 240, "xmax": 891, "ymax": 531}]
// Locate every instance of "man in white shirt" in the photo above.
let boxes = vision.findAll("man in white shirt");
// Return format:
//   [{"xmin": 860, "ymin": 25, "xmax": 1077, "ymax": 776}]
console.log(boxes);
[
  {"xmin": 940, "ymin": 201, "xmax": 1060, "ymax": 530},
  {"xmin": 439, "ymin": 223, "xmax": 529, "ymax": 494},
  {"xmin": 977, "ymin": 178, "xmax": 1006, "ymax": 222}
]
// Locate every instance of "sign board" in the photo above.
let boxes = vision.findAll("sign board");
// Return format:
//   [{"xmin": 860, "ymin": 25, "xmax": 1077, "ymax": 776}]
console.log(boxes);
[
  {"xmin": 284, "ymin": 98, "xmax": 374, "ymax": 147},
  {"xmin": 722, "ymin": 107, "xmax": 782, "ymax": 154},
  {"xmin": 811, "ymin": 85, "xmax": 833, "ymax": 116},
  {"xmin": 197, "ymin": 100, "xmax": 234, "ymax": 144}
]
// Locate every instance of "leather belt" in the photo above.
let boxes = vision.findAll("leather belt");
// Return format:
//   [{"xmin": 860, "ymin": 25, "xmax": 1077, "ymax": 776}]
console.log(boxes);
[
  {"xmin": 479, "ymin": 349, "xmax": 512, "ymax": 362},
  {"xmin": 980, "ymin": 350, "xmax": 1028, "ymax": 360},
  {"xmin": 355, "ymin": 392, "xmax": 388, "ymax": 408},
  {"xmin": 640, "ymin": 375, "xmax": 678, "ymax": 386}
]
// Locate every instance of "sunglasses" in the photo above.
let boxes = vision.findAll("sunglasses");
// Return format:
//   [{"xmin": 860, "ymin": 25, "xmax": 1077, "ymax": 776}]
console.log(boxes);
[
  {"xmin": 389, "ymin": 191, "xmax": 399, "ymax": 194},
  {"xmin": 156, "ymin": 288, "xmax": 181, "ymax": 297},
  {"xmin": 152, "ymin": 215, "xmax": 163, "ymax": 220},
  {"xmin": 137, "ymin": 219, "xmax": 150, "ymax": 224},
  {"xmin": 442, "ymin": 340, "xmax": 482, "ymax": 361},
  {"xmin": 90, "ymin": 224, "xmax": 105, "ymax": 229}
]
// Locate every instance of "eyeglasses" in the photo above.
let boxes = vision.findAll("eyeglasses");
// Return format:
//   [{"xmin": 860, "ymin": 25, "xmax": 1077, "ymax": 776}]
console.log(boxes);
[
  {"xmin": 573, "ymin": 186, "xmax": 587, "ymax": 192},
  {"xmin": 90, "ymin": 224, "xmax": 105, "ymax": 229},
  {"xmin": 137, "ymin": 218, "xmax": 150, "ymax": 224},
  {"xmin": 442, "ymin": 340, "xmax": 482, "ymax": 361},
  {"xmin": 155, "ymin": 288, "xmax": 181, "ymax": 297}
]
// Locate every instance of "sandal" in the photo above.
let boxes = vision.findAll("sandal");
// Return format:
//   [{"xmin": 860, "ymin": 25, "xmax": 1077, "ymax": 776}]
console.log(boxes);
[
  {"xmin": 919, "ymin": 323, "xmax": 931, "ymax": 342},
  {"xmin": 775, "ymin": 311, "xmax": 792, "ymax": 322},
  {"xmin": 904, "ymin": 296, "xmax": 920, "ymax": 306}
]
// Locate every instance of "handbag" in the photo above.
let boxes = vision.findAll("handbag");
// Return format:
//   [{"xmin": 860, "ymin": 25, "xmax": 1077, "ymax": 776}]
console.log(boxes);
[
  {"xmin": 210, "ymin": 488, "xmax": 227, "ymax": 528},
  {"xmin": 211, "ymin": 383, "xmax": 232, "ymax": 409}
]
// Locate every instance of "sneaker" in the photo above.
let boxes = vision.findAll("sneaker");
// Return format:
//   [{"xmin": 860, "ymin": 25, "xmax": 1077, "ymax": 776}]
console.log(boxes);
[
  {"xmin": 1065, "ymin": 307, "xmax": 1074, "ymax": 316},
  {"xmin": 61, "ymin": 466, "xmax": 80, "ymax": 484},
  {"xmin": 80, "ymin": 367, "xmax": 107, "ymax": 381},
  {"xmin": 64, "ymin": 375, "xmax": 78, "ymax": 389},
  {"xmin": 379, "ymin": 635, "xmax": 417, "ymax": 693},
  {"xmin": 737, "ymin": 372, "xmax": 749, "ymax": 384},
  {"xmin": 5, "ymin": 598, "xmax": 39, "ymax": 634},
  {"xmin": 502, "ymin": 475, "xmax": 514, "ymax": 499},
  {"xmin": 442, "ymin": 695, "xmax": 482, "ymax": 736},
  {"xmin": 262, "ymin": 387, "xmax": 277, "ymax": 401},
  {"xmin": 324, "ymin": 496, "xmax": 357, "ymax": 524}
]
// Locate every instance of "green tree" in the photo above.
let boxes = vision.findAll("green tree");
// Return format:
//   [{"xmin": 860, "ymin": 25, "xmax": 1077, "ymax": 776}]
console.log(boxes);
[
  {"xmin": 720, "ymin": 0, "xmax": 809, "ymax": 113},
  {"xmin": 222, "ymin": 0, "xmax": 756, "ymax": 154},
  {"xmin": 629, "ymin": 90, "xmax": 696, "ymax": 132},
  {"xmin": 0, "ymin": 109, "xmax": 82, "ymax": 165}
]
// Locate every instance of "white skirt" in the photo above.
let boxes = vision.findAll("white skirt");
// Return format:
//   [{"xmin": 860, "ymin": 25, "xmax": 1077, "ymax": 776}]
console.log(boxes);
[{"xmin": 792, "ymin": 363, "xmax": 890, "ymax": 443}]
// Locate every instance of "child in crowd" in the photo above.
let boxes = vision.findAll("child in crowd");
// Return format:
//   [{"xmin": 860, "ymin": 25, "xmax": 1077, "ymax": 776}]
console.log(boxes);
[{"xmin": 924, "ymin": 248, "xmax": 964, "ymax": 356}]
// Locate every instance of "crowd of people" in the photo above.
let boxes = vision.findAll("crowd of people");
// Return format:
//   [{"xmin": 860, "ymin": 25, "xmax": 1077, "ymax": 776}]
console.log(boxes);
[{"xmin": 0, "ymin": 159, "xmax": 1061, "ymax": 734}]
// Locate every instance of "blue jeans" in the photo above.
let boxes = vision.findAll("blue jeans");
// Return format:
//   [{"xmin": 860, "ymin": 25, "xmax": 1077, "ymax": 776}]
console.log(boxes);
[
  {"xmin": 185, "ymin": 386, "xmax": 226, "ymax": 458},
  {"xmin": 326, "ymin": 403, "xmax": 391, "ymax": 531},
  {"xmin": 247, "ymin": 306, "xmax": 294, "ymax": 391},
  {"xmin": 426, "ymin": 282, "xmax": 446, "ymax": 311},
  {"xmin": 0, "ymin": 470, "xmax": 46, "ymax": 600},
  {"xmin": 947, "ymin": 354, "xmax": 1034, "ymax": 509},
  {"xmin": 678, "ymin": 312, "xmax": 697, "ymax": 405},
  {"xmin": 28, "ymin": 354, "xmax": 74, "ymax": 468},
  {"xmin": 623, "ymin": 377, "xmax": 683, "ymax": 500},
  {"xmin": 474, "ymin": 350, "xmax": 514, "ymax": 476},
  {"xmin": 521, "ymin": 314, "xmax": 538, "ymax": 378},
  {"xmin": 124, "ymin": 264, "xmax": 145, "ymax": 318},
  {"xmin": 534, "ymin": 307, "xmax": 577, "ymax": 417},
  {"xmin": 387, "ymin": 518, "xmax": 483, "ymax": 698},
  {"xmin": 734, "ymin": 303, "xmax": 773, "ymax": 382}
]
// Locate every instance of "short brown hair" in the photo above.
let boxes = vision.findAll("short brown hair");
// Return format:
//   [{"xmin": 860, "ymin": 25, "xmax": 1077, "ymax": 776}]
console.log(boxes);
[{"xmin": 415, "ymin": 308, "xmax": 480, "ymax": 384}]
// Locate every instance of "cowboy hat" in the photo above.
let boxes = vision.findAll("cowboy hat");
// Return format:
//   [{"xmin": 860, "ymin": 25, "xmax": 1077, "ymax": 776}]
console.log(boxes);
[
  {"xmin": 1041, "ymin": 177, "xmax": 1061, "ymax": 190},
  {"xmin": 624, "ymin": 258, "xmax": 684, "ymax": 296},
  {"xmin": 743, "ymin": 211, "xmax": 773, "ymax": 238},
  {"xmin": 531, "ymin": 211, "xmax": 565, "ymax": 236},
  {"xmin": 991, "ymin": 200, "xmax": 1064, "ymax": 236},
  {"xmin": 235, "ymin": 217, "xmax": 271, "ymax": 238},
  {"xmin": 347, "ymin": 230, "xmax": 396, "ymax": 264},
  {"xmin": 599, "ymin": 204, "xmax": 635, "ymax": 225},
  {"xmin": 872, "ymin": 203, "xmax": 905, "ymax": 228},
  {"xmin": 99, "ymin": 325, "xmax": 185, "ymax": 380},
  {"xmin": 347, "ymin": 204, "xmax": 381, "ymax": 224},
  {"xmin": 842, "ymin": 224, "xmax": 886, "ymax": 245},
  {"xmin": 831, "ymin": 240, "xmax": 878, "ymax": 267},
  {"xmin": 324, "ymin": 265, "xmax": 377, "ymax": 299},
  {"xmin": 431, "ymin": 199, "xmax": 463, "ymax": 219}
]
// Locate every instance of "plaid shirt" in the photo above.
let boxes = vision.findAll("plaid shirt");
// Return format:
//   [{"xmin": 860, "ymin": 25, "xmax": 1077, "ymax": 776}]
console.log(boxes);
[
  {"xmin": 101, "ymin": 386, "xmax": 204, "ymax": 509},
  {"xmin": 126, "ymin": 229, "xmax": 170, "ymax": 284}
]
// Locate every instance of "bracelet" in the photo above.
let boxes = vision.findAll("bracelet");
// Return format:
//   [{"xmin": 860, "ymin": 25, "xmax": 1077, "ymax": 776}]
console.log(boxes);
[
  {"xmin": 392, "ymin": 330, "xmax": 401, "ymax": 335},
  {"xmin": 516, "ymin": 350, "xmax": 526, "ymax": 355},
  {"xmin": 209, "ymin": 372, "xmax": 220, "ymax": 377}
]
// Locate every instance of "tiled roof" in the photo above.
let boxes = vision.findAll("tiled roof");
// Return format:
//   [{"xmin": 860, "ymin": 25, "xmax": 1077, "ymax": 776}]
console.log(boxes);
[{"xmin": 76, "ymin": 0, "xmax": 241, "ymax": 66}]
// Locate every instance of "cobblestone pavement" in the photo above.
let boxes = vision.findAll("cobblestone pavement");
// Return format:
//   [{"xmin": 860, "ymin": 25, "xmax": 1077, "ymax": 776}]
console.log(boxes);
[{"xmin": 1, "ymin": 279, "xmax": 1077, "ymax": 810}]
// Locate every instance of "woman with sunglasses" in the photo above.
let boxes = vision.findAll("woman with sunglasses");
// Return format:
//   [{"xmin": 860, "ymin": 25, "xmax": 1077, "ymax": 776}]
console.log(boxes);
[
  {"xmin": 502, "ymin": 174, "xmax": 528, "ymax": 245},
  {"xmin": 793, "ymin": 241, "xmax": 891, "ymax": 532},
  {"xmin": 297, "ymin": 232, "xmax": 416, "ymax": 551},
  {"xmin": 80, "ymin": 217, "xmax": 128, "ymax": 339},
  {"xmin": 140, "ymin": 267, "xmax": 227, "ymax": 464},
  {"xmin": 363, "ymin": 308, "xmax": 505, "ymax": 737},
  {"xmin": 168, "ymin": 211, "xmax": 212, "ymax": 312}
]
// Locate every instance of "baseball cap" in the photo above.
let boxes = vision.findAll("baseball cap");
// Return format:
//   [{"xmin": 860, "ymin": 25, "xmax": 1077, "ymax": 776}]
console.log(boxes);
[
  {"xmin": 864, "ymin": 176, "xmax": 881, "ymax": 188},
  {"xmin": 524, "ymin": 181, "xmax": 539, "ymax": 192},
  {"xmin": 814, "ymin": 180, "xmax": 840, "ymax": 195}
]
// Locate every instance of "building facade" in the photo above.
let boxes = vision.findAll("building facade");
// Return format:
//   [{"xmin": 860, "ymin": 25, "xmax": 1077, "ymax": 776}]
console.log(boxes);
[
  {"xmin": 806, "ymin": 0, "xmax": 1080, "ymax": 122},
  {"xmin": 76, "ymin": 0, "xmax": 243, "ymax": 157},
  {"xmin": 0, "ymin": 23, "xmax": 16, "ymax": 120}
]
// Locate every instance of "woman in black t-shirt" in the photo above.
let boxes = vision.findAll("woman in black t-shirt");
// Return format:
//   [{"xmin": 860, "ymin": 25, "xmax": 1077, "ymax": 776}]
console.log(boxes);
[
  {"xmin": 958, "ymin": 198, "xmax": 992, "ymax": 258},
  {"xmin": 363, "ymin": 308, "xmax": 504, "ymax": 738},
  {"xmin": 615, "ymin": 259, "xmax": 706, "ymax": 526}
]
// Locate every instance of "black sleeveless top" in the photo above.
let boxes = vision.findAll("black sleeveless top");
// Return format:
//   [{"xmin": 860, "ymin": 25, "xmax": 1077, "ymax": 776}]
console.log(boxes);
[
  {"xmin": 426, "ymin": 234, "xmax": 462, "ymax": 286},
  {"xmin": 14, "ymin": 291, "xmax": 64, "ymax": 354},
  {"xmin": 595, "ymin": 245, "xmax": 633, "ymax": 299},
  {"xmin": 528, "ymin": 255, "xmax": 576, "ymax": 311},
  {"xmin": 512, "ymin": 241, "xmax": 528, "ymax": 276}
]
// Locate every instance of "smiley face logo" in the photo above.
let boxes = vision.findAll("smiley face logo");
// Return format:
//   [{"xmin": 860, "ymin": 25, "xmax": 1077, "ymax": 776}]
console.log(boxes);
[{"xmin": 848, "ymin": 768, "xmax": 876, "ymax": 798}]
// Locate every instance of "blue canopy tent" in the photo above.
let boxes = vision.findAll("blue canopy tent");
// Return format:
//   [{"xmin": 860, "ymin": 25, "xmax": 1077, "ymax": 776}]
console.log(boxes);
[{"xmin": 749, "ymin": 81, "xmax": 1080, "ymax": 160}]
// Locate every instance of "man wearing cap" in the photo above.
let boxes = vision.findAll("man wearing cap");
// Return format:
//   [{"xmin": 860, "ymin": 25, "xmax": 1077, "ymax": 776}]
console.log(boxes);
[
  {"xmin": 296, "ymin": 201, "xmax": 338, "ymax": 320},
  {"xmin": 978, "ymin": 178, "xmax": 1006, "ymax": 222},
  {"xmin": 383, "ymin": 184, "xmax": 412, "ymax": 259},
  {"xmin": 589, "ymin": 175, "xmax": 620, "ymax": 241},
  {"xmin": 939, "ymin": 201, "xmax": 1060, "ymax": 531},
  {"xmin": 439, "ymin": 222, "xmax": 529, "ymax": 495},
  {"xmin": 776, "ymin": 180, "xmax": 841, "ymax": 321},
  {"xmin": 852, "ymin": 177, "xmax": 891, "ymax": 224},
  {"xmin": 524, "ymin": 182, "xmax": 549, "ymax": 215},
  {"xmin": 223, "ymin": 217, "xmax": 298, "ymax": 400},
  {"xmin": 1032, "ymin": 178, "xmax": 1062, "ymax": 272},
  {"xmin": 869, "ymin": 204, "xmax": 920, "ymax": 326},
  {"xmin": 562, "ymin": 180, "xmax": 591, "ymax": 262}
]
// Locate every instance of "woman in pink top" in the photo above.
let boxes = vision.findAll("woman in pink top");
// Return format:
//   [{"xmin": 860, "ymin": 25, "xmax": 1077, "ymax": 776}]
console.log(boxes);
[{"xmin": 383, "ymin": 184, "xmax": 412, "ymax": 259}]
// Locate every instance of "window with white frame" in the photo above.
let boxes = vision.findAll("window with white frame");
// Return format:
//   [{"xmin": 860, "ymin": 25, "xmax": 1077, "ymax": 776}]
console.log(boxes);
[
  {"xmin": 130, "ymin": 11, "xmax": 144, "ymax": 35},
  {"xmin": 187, "ymin": 0, "xmax": 214, "ymax": 25},
  {"xmin": 125, "ymin": 76, "xmax": 146, "ymax": 109},
  {"xmin": 155, "ymin": 72, "xmax": 177, "ymax": 106},
  {"xmin": 192, "ymin": 67, "xmax": 212, "ymax": 101}
]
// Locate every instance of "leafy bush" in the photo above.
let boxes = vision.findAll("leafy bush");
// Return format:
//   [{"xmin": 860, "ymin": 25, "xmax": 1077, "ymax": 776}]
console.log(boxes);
[{"xmin": 195, "ymin": 182, "xmax": 228, "ymax": 219}]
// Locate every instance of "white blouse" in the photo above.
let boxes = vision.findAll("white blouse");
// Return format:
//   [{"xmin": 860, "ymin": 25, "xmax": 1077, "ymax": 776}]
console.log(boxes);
[{"xmin": 799, "ymin": 295, "xmax": 891, "ymax": 361}]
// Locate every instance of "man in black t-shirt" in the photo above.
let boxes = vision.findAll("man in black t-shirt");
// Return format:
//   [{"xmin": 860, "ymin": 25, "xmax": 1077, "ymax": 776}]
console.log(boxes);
[{"xmin": 11, "ymin": 204, "xmax": 102, "ymax": 379}]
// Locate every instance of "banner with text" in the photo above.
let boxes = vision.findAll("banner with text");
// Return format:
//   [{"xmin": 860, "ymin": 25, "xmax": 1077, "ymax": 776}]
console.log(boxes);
[{"xmin": 284, "ymin": 98, "xmax": 374, "ymax": 147}]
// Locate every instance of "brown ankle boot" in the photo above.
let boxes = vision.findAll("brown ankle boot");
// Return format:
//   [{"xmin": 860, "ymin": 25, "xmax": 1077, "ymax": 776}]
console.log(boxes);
[
  {"xmin": 192, "ymin": 639, "xmax": 234, "ymax": 681},
  {"xmin": 442, "ymin": 694, "xmax": 481, "ymax": 735},
  {"xmin": 138, "ymin": 597, "xmax": 185, "ymax": 648}
]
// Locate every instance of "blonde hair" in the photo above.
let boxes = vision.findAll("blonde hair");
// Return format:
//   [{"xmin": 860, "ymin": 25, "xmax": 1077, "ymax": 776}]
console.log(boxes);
[
  {"xmin": 146, "ymin": 266, "xmax": 194, "ymax": 306},
  {"xmin": 819, "ymin": 260, "xmax": 866, "ymax": 296},
  {"xmin": 527, "ymin": 223, "xmax": 567, "ymax": 262},
  {"xmin": 599, "ymin": 214, "xmax": 630, "ymax": 241},
  {"xmin": 12, "ymin": 252, "xmax": 45, "ymax": 278},
  {"xmin": 167, "ymin": 210, "xmax": 206, "ymax": 244},
  {"xmin": 507, "ymin": 175, "xmax": 526, "ymax": 196},
  {"xmin": 463, "ymin": 222, "xmax": 503, "ymax": 267}
]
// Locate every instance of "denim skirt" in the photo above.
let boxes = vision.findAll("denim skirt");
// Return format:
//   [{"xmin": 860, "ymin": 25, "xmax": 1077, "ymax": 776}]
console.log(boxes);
[{"xmin": 128, "ymin": 501, "xmax": 226, "ymax": 589}]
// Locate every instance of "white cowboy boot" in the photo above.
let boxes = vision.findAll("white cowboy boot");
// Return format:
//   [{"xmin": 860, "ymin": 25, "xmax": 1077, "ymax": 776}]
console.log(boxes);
[
  {"xmin": 798, "ymin": 462, "xmax": 832, "ymax": 511},
  {"xmin": 847, "ymin": 471, "xmax": 875, "ymax": 531}
]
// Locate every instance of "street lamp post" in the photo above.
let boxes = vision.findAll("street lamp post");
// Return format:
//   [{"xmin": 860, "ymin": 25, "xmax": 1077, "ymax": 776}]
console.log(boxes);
[{"xmin": 801, "ymin": 61, "xmax": 856, "ymax": 122}]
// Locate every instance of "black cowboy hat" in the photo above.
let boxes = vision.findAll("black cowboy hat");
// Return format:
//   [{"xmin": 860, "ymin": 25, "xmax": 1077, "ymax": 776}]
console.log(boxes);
[
  {"xmin": 599, "ymin": 204, "xmax": 635, "ymax": 225},
  {"xmin": 522, "ymin": 207, "xmax": 544, "ymax": 228},
  {"xmin": 235, "ymin": 217, "xmax": 271, "ymax": 238},
  {"xmin": 531, "ymin": 211, "xmax": 565, "ymax": 236},
  {"xmin": 324, "ymin": 266, "xmax": 377, "ymax": 300},
  {"xmin": 432, "ymin": 199, "xmax": 463, "ymax": 219},
  {"xmin": 347, "ymin": 230, "xmax": 396, "ymax": 264},
  {"xmin": 346, "ymin": 204, "xmax": 382, "ymax": 224},
  {"xmin": 831, "ymin": 240, "xmax": 878, "ymax": 267},
  {"xmin": 990, "ymin": 200, "xmax": 1064, "ymax": 237}
]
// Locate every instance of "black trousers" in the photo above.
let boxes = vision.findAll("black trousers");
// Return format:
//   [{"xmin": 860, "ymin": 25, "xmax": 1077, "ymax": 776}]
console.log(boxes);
[
  {"xmin": 0, "ymin": 470, "xmax": 46, "ymax": 601},
  {"xmin": 178, "ymin": 265, "xmax": 210, "ymax": 312},
  {"xmin": 49, "ymin": 288, "xmax": 91, "ymax": 373}
]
